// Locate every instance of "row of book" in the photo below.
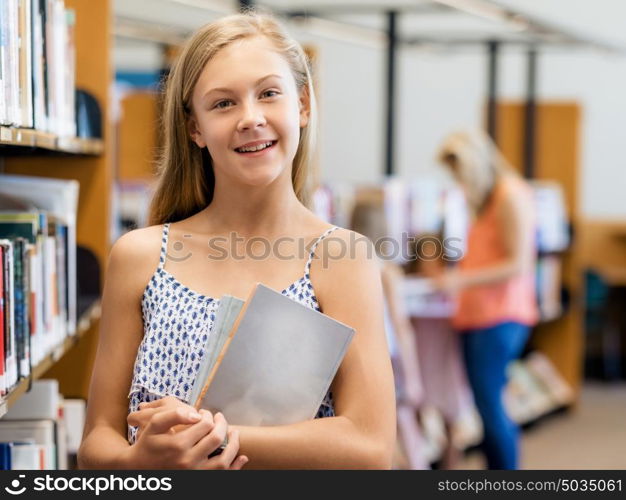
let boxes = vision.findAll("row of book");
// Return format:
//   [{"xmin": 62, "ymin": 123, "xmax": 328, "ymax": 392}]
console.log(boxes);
[
  {"xmin": 0, "ymin": 0, "xmax": 76, "ymax": 136},
  {"xmin": 313, "ymin": 177, "xmax": 570, "ymax": 255},
  {"xmin": 0, "ymin": 174, "xmax": 78, "ymax": 396},
  {"xmin": 0, "ymin": 379, "xmax": 85, "ymax": 469}
]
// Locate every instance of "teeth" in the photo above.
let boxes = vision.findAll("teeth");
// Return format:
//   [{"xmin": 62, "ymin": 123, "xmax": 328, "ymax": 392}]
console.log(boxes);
[{"xmin": 237, "ymin": 141, "xmax": 273, "ymax": 153}]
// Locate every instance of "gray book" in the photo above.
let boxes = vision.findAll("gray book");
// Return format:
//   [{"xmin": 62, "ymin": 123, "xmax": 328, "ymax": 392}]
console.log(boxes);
[{"xmin": 191, "ymin": 283, "xmax": 355, "ymax": 426}]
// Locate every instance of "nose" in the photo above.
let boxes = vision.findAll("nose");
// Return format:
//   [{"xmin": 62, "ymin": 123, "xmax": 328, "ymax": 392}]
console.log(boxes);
[{"xmin": 236, "ymin": 100, "xmax": 267, "ymax": 132}]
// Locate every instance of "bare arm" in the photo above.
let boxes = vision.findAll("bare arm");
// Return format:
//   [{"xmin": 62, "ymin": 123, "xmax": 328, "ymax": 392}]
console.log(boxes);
[
  {"xmin": 439, "ymin": 184, "xmax": 535, "ymax": 291},
  {"xmin": 232, "ymin": 231, "xmax": 397, "ymax": 469},
  {"xmin": 77, "ymin": 230, "xmax": 151, "ymax": 469}
]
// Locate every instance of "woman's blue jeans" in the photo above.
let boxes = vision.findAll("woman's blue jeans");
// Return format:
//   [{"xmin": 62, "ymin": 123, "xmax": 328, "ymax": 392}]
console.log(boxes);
[{"xmin": 461, "ymin": 321, "xmax": 530, "ymax": 470}]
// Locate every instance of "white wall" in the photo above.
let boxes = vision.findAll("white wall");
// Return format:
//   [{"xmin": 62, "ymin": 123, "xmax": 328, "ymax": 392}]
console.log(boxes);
[{"xmin": 290, "ymin": 28, "xmax": 386, "ymax": 185}]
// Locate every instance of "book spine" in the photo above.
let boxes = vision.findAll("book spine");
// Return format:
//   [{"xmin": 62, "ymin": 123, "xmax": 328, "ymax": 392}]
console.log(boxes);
[
  {"xmin": 2, "ymin": 240, "xmax": 17, "ymax": 390},
  {"xmin": 194, "ymin": 286, "xmax": 258, "ymax": 409},
  {"xmin": 12, "ymin": 238, "xmax": 25, "ymax": 380},
  {"xmin": 0, "ymin": 0, "xmax": 10, "ymax": 125},
  {"xmin": 0, "ymin": 246, "xmax": 6, "ymax": 396}
]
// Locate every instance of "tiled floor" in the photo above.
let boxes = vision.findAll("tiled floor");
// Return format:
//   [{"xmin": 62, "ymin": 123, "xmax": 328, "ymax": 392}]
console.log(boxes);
[{"xmin": 458, "ymin": 382, "xmax": 626, "ymax": 469}]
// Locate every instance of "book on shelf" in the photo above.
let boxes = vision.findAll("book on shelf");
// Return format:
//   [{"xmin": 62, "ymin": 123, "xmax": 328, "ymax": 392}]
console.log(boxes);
[
  {"xmin": 0, "ymin": 0, "xmax": 76, "ymax": 135},
  {"xmin": 403, "ymin": 276, "xmax": 454, "ymax": 319},
  {"xmin": 190, "ymin": 283, "xmax": 355, "ymax": 426},
  {"xmin": 0, "ymin": 175, "xmax": 78, "ymax": 388},
  {"xmin": 532, "ymin": 181, "xmax": 570, "ymax": 253},
  {"xmin": 0, "ymin": 174, "xmax": 78, "ymax": 337},
  {"xmin": 1, "ymin": 380, "xmax": 65, "ymax": 470},
  {"xmin": 0, "ymin": 239, "xmax": 19, "ymax": 394},
  {"xmin": 0, "ymin": 419, "xmax": 56, "ymax": 469}
]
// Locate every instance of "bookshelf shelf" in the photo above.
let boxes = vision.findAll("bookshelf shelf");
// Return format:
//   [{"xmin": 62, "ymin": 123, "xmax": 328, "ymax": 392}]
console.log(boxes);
[
  {"xmin": 0, "ymin": 126, "xmax": 103, "ymax": 156},
  {"xmin": 0, "ymin": 299, "xmax": 101, "ymax": 419}
]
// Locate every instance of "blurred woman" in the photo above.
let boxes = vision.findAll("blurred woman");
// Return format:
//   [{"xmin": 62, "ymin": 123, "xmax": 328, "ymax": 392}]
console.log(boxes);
[{"xmin": 434, "ymin": 129, "xmax": 538, "ymax": 470}]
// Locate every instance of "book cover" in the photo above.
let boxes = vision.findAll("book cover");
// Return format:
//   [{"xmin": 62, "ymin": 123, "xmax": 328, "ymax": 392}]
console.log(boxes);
[{"xmin": 194, "ymin": 283, "xmax": 355, "ymax": 426}]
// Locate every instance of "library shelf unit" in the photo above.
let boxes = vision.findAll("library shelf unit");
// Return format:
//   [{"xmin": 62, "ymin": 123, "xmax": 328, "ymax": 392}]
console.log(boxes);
[
  {"xmin": 0, "ymin": 126, "xmax": 104, "ymax": 156},
  {"xmin": 497, "ymin": 100, "xmax": 584, "ymax": 400},
  {"xmin": 1, "ymin": 0, "xmax": 112, "ymax": 406}
]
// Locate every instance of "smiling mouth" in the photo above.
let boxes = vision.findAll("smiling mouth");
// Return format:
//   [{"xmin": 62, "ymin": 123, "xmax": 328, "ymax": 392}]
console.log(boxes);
[{"xmin": 234, "ymin": 140, "xmax": 277, "ymax": 154}]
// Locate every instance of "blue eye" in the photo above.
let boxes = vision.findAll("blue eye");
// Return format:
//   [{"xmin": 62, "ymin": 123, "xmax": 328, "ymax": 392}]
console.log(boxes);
[
  {"xmin": 214, "ymin": 100, "xmax": 233, "ymax": 109},
  {"xmin": 261, "ymin": 90, "xmax": 279, "ymax": 99}
]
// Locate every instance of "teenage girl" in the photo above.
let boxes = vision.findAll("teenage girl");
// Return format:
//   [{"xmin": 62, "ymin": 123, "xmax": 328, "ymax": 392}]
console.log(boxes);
[
  {"xmin": 78, "ymin": 12, "xmax": 396, "ymax": 469},
  {"xmin": 433, "ymin": 129, "xmax": 538, "ymax": 470}
]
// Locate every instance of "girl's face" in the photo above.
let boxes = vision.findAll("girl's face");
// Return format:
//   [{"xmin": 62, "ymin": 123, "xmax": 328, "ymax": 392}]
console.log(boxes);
[{"xmin": 188, "ymin": 36, "xmax": 309, "ymax": 190}]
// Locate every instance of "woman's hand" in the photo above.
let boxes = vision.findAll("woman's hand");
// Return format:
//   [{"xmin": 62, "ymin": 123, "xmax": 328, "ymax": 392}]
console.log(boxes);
[
  {"xmin": 125, "ymin": 397, "xmax": 248, "ymax": 469},
  {"xmin": 431, "ymin": 269, "xmax": 463, "ymax": 294}
]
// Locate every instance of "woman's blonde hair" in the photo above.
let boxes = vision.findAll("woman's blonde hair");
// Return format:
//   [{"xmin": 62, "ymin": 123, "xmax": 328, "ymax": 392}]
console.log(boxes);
[
  {"xmin": 437, "ymin": 129, "xmax": 517, "ymax": 213},
  {"xmin": 149, "ymin": 11, "xmax": 318, "ymax": 225}
]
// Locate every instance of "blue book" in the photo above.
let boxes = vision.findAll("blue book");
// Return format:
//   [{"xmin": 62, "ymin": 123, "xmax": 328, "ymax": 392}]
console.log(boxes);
[{"xmin": 0, "ymin": 442, "xmax": 13, "ymax": 470}]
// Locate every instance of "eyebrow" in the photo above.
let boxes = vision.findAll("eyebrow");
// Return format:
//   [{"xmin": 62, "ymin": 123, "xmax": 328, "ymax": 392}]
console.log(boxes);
[{"xmin": 202, "ymin": 74, "xmax": 283, "ymax": 100}]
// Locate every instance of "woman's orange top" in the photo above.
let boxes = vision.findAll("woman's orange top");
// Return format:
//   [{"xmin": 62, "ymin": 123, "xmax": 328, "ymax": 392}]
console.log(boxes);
[{"xmin": 453, "ymin": 175, "xmax": 539, "ymax": 330}]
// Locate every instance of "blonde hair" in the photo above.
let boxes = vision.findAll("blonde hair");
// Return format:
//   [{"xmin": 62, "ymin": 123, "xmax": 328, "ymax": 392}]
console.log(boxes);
[
  {"xmin": 149, "ymin": 11, "xmax": 318, "ymax": 225},
  {"xmin": 437, "ymin": 129, "xmax": 517, "ymax": 214}
]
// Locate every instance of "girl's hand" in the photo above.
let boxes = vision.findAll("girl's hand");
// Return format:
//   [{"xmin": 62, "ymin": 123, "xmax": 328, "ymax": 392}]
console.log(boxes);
[
  {"xmin": 128, "ymin": 396, "xmax": 191, "ymax": 438},
  {"xmin": 126, "ymin": 399, "xmax": 248, "ymax": 469}
]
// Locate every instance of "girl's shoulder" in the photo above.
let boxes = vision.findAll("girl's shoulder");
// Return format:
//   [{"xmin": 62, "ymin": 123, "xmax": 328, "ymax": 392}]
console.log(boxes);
[
  {"xmin": 310, "ymin": 225, "xmax": 382, "ymax": 307},
  {"xmin": 110, "ymin": 224, "xmax": 165, "ymax": 263},
  {"xmin": 108, "ymin": 225, "xmax": 166, "ymax": 292}
]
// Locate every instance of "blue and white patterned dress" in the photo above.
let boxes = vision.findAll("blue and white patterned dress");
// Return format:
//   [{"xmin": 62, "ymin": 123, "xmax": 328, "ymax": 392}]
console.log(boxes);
[{"xmin": 127, "ymin": 223, "xmax": 340, "ymax": 443}]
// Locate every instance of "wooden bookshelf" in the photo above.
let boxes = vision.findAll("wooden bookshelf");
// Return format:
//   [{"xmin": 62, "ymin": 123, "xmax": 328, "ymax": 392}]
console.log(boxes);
[
  {"xmin": 0, "ymin": 300, "xmax": 102, "ymax": 418},
  {"xmin": 0, "ymin": 126, "xmax": 104, "ymax": 155},
  {"xmin": 496, "ymin": 100, "xmax": 584, "ymax": 398},
  {"xmin": 3, "ymin": 0, "xmax": 112, "ymax": 401}
]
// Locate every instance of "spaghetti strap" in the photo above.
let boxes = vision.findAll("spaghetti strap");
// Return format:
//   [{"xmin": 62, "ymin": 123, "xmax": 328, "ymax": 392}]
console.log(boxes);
[
  {"xmin": 158, "ymin": 223, "xmax": 170, "ymax": 270},
  {"xmin": 304, "ymin": 226, "xmax": 339, "ymax": 278}
]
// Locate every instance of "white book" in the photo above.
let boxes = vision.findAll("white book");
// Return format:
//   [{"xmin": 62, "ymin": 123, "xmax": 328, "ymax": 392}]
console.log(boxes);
[
  {"xmin": 8, "ymin": 0, "xmax": 21, "ymax": 126},
  {"xmin": 4, "ymin": 379, "xmax": 59, "ymax": 420},
  {"xmin": 194, "ymin": 283, "xmax": 355, "ymax": 426},
  {"xmin": 0, "ymin": 0, "xmax": 10, "ymax": 125},
  {"xmin": 18, "ymin": 0, "xmax": 34, "ymax": 128},
  {"xmin": 62, "ymin": 398, "xmax": 85, "ymax": 455},
  {"xmin": 11, "ymin": 443, "xmax": 43, "ymax": 469}
]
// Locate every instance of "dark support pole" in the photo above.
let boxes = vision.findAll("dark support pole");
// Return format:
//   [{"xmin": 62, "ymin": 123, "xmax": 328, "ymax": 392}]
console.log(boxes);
[
  {"xmin": 385, "ymin": 11, "xmax": 397, "ymax": 177},
  {"xmin": 487, "ymin": 40, "xmax": 500, "ymax": 144},
  {"xmin": 523, "ymin": 47, "xmax": 538, "ymax": 179},
  {"xmin": 239, "ymin": 0, "xmax": 253, "ymax": 11}
]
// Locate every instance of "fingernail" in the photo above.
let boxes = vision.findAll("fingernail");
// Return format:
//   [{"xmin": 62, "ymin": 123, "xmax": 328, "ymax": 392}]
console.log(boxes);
[{"xmin": 188, "ymin": 411, "xmax": 201, "ymax": 421}]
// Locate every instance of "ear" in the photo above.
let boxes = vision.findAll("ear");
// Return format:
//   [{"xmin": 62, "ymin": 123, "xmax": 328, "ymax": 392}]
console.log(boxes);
[
  {"xmin": 298, "ymin": 85, "xmax": 311, "ymax": 129},
  {"xmin": 187, "ymin": 114, "xmax": 206, "ymax": 148}
]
